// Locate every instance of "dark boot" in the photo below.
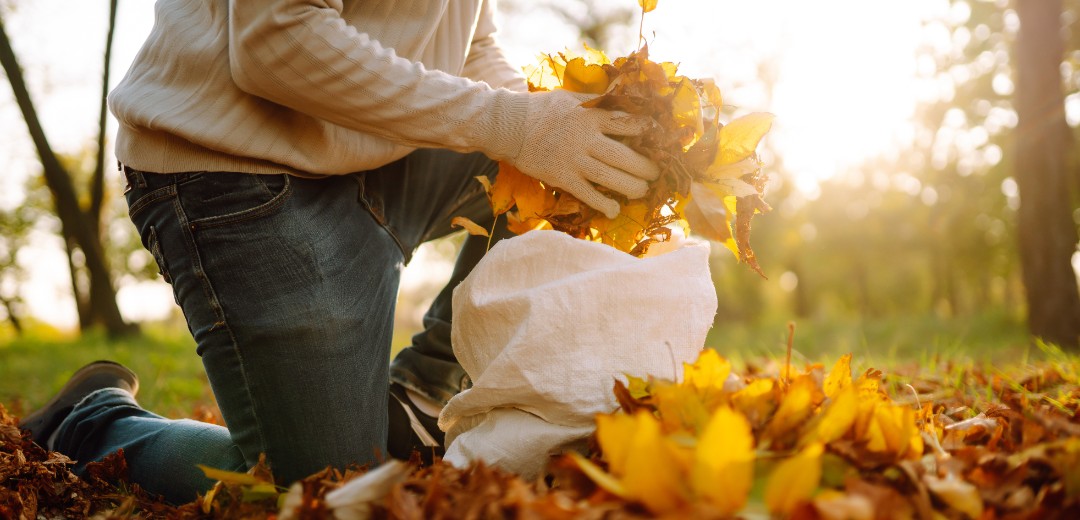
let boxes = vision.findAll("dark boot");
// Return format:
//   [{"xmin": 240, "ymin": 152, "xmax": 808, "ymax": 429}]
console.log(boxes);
[{"xmin": 20, "ymin": 361, "xmax": 139, "ymax": 449}]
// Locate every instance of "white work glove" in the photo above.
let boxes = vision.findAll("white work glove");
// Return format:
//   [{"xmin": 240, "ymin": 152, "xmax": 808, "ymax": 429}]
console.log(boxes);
[{"xmin": 483, "ymin": 89, "xmax": 661, "ymax": 218}]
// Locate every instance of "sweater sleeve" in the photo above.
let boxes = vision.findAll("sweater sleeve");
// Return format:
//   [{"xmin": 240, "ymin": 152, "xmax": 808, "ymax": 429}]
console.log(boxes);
[
  {"xmin": 228, "ymin": 0, "xmax": 529, "ymax": 159},
  {"xmin": 461, "ymin": 0, "xmax": 528, "ymax": 93}
]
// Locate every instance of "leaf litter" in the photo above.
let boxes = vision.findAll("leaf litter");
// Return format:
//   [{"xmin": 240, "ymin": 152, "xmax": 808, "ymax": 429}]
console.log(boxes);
[{"xmin": 4, "ymin": 340, "xmax": 1080, "ymax": 518}]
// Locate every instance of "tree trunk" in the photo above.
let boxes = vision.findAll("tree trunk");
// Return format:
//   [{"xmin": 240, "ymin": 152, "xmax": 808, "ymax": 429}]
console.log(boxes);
[
  {"xmin": 89, "ymin": 0, "xmax": 119, "ymax": 238},
  {"xmin": 0, "ymin": 295, "xmax": 23, "ymax": 335},
  {"xmin": 1014, "ymin": 0, "xmax": 1080, "ymax": 349},
  {"xmin": 64, "ymin": 234, "xmax": 92, "ymax": 329},
  {"xmin": 0, "ymin": 12, "xmax": 134, "ymax": 337}
]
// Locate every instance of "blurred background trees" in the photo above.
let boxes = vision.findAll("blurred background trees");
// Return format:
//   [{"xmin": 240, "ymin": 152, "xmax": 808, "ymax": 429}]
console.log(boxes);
[{"xmin": 0, "ymin": 0, "xmax": 134, "ymax": 337}]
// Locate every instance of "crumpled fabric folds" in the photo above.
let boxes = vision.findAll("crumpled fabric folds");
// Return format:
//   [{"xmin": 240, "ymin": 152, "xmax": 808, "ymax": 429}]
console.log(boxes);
[{"xmin": 439, "ymin": 230, "xmax": 718, "ymax": 479}]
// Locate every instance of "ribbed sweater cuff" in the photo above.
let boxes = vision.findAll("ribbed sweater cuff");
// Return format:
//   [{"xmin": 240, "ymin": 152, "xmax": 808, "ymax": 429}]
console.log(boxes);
[{"xmin": 471, "ymin": 89, "xmax": 531, "ymax": 162}]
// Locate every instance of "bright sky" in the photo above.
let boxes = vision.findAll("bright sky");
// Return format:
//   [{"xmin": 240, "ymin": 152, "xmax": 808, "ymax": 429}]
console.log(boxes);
[{"xmin": 0, "ymin": 0, "xmax": 940, "ymax": 329}]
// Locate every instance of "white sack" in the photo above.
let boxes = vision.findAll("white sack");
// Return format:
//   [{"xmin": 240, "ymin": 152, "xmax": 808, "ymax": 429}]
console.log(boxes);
[{"xmin": 439, "ymin": 230, "xmax": 718, "ymax": 479}]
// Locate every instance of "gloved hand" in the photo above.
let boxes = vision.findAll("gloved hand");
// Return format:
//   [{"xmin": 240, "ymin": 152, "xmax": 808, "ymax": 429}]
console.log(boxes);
[{"xmin": 485, "ymin": 89, "xmax": 660, "ymax": 219}]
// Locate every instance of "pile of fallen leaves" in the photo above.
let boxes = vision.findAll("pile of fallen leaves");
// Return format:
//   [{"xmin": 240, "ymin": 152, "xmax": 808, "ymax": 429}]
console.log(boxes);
[
  {"xmin": 0, "ymin": 405, "xmax": 177, "ymax": 518},
  {"xmin": 5, "ymin": 344, "xmax": 1080, "ymax": 519},
  {"xmin": 457, "ymin": 42, "xmax": 774, "ymax": 274}
]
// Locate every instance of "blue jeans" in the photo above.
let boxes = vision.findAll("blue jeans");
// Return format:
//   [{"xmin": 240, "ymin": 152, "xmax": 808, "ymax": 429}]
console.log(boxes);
[{"xmin": 52, "ymin": 149, "xmax": 508, "ymax": 504}]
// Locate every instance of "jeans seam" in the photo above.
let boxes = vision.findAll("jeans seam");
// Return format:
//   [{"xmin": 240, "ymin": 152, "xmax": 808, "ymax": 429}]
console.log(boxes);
[
  {"xmin": 355, "ymin": 176, "xmax": 411, "ymax": 263},
  {"xmin": 173, "ymin": 193, "xmax": 270, "ymax": 467},
  {"xmin": 128, "ymin": 185, "xmax": 177, "ymax": 221}
]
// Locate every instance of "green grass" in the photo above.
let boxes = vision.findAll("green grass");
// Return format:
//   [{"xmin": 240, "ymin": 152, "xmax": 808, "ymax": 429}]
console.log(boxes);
[
  {"xmin": 0, "ymin": 320, "xmax": 423, "ymax": 420},
  {"xmin": 0, "ymin": 322, "xmax": 211, "ymax": 419},
  {"xmin": 704, "ymin": 309, "xmax": 1036, "ymax": 371},
  {"xmin": 0, "ymin": 309, "xmax": 1058, "ymax": 421}
]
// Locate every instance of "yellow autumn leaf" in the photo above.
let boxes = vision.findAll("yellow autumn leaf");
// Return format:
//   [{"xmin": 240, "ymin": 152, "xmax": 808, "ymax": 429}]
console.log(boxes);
[
  {"xmin": 863, "ymin": 403, "xmax": 922, "ymax": 458},
  {"xmin": 823, "ymin": 353, "xmax": 853, "ymax": 399},
  {"xmin": 567, "ymin": 452, "xmax": 627, "ymax": 498},
  {"xmin": 580, "ymin": 43, "xmax": 611, "ymax": 65},
  {"xmin": 692, "ymin": 407, "xmax": 754, "ymax": 515},
  {"xmin": 765, "ymin": 443, "xmax": 825, "ymax": 516},
  {"xmin": 502, "ymin": 164, "xmax": 556, "ymax": 220},
  {"xmin": 505, "ymin": 211, "xmax": 551, "ymax": 235},
  {"xmin": 563, "ymin": 57, "xmax": 610, "ymax": 94},
  {"xmin": 596, "ymin": 412, "xmax": 638, "ymax": 476},
  {"xmin": 620, "ymin": 411, "xmax": 690, "ymax": 514},
  {"xmin": 764, "ymin": 375, "xmax": 818, "ymax": 441},
  {"xmin": 625, "ymin": 374, "xmax": 651, "ymax": 399},
  {"xmin": 671, "ymin": 77, "xmax": 704, "ymax": 150},
  {"xmin": 731, "ymin": 378, "xmax": 778, "ymax": 427},
  {"xmin": 660, "ymin": 61, "xmax": 680, "ymax": 79},
  {"xmin": 682, "ymin": 348, "xmax": 731, "ymax": 395},
  {"xmin": 542, "ymin": 53, "xmax": 567, "ymax": 87},
  {"xmin": 802, "ymin": 385, "xmax": 857, "ymax": 446},
  {"xmin": 713, "ymin": 112, "xmax": 775, "ymax": 166},
  {"xmin": 853, "ymin": 399, "xmax": 879, "ymax": 445},
  {"xmin": 700, "ymin": 78, "xmax": 724, "ymax": 109},
  {"xmin": 450, "ymin": 216, "xmax": 490, "ymax": 237},
  {"xmin": 197, "ymin": 465, "xmax": 264, "ymax": 486},
  {"xmin": 854, "ymin": 368, "xmax": 887, "ymax": 400},
  {"xmin": 653, "ymin": 381, "xmax": 711, "ymax": 435},
  {"xmin": 638, "ymin": 0, "xmax": 659, "ymax": 14},
  {"xmin": 590, "ymin": 201, "xmax": 651, "ymax": 253},
  {"xmin": 702, "ymin": 156, "xmax": 761, "ymax": 181},
  {"xmin": 700, "ymin": 178, "xmax": 759, "ymax": 199}
]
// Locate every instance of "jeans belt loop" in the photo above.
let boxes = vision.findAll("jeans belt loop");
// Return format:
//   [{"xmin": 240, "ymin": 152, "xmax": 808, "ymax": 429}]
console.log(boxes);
[{"xmin": 121, "ymin": 164, "xmax": 148, "ymax": 190}]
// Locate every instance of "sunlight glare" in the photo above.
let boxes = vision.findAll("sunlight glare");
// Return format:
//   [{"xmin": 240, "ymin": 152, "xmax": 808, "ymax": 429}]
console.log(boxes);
[{"xmin": 639, "ymin": 1, "xmax": 929, "ymax": 192}]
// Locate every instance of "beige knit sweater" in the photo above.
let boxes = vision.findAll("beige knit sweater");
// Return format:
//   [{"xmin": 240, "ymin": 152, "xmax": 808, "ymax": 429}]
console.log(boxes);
[{"xmin": 110, "ymin": 0, "xmax": 530, "ymax": 176}]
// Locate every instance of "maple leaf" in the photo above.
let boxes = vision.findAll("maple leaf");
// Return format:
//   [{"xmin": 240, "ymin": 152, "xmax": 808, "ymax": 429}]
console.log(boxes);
[
  {"xmin": 681, "ymin": 348, "xmax": 732, "ymax": 410},
  {"xmin": 484, "ymin": 163, "xmax": 554, "ymax": 218},
  {"xmin": 638, "ymin": 0, "xmax": 659, "ymax": 13}
]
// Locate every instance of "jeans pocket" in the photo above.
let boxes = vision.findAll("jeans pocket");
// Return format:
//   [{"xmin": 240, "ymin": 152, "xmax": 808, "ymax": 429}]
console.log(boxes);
[{"xmin": 181, "ymin": 173, "xmax": 292, "ymax": 230}]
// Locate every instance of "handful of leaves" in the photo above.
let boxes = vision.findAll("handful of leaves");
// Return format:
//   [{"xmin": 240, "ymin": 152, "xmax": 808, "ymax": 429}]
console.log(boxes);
[{"xmin": 461, "ymin": 45, "xmax": 775, "ymax": 274}]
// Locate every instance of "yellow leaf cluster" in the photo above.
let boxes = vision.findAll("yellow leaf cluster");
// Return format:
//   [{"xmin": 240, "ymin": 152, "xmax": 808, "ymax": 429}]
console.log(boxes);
[
  {"xmin": 472, "ymin": 43, "xmax": 774, "ymax": 273},
  {"xmin": 572, "ymin": 350, "xmax": 927, "ymax": 516}
]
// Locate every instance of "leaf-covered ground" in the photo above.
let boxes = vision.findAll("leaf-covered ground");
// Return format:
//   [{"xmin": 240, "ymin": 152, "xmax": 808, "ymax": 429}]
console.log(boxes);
[{"xmin": 3, "ymin": 345, "xmax": 1080, "ymax": 519}]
